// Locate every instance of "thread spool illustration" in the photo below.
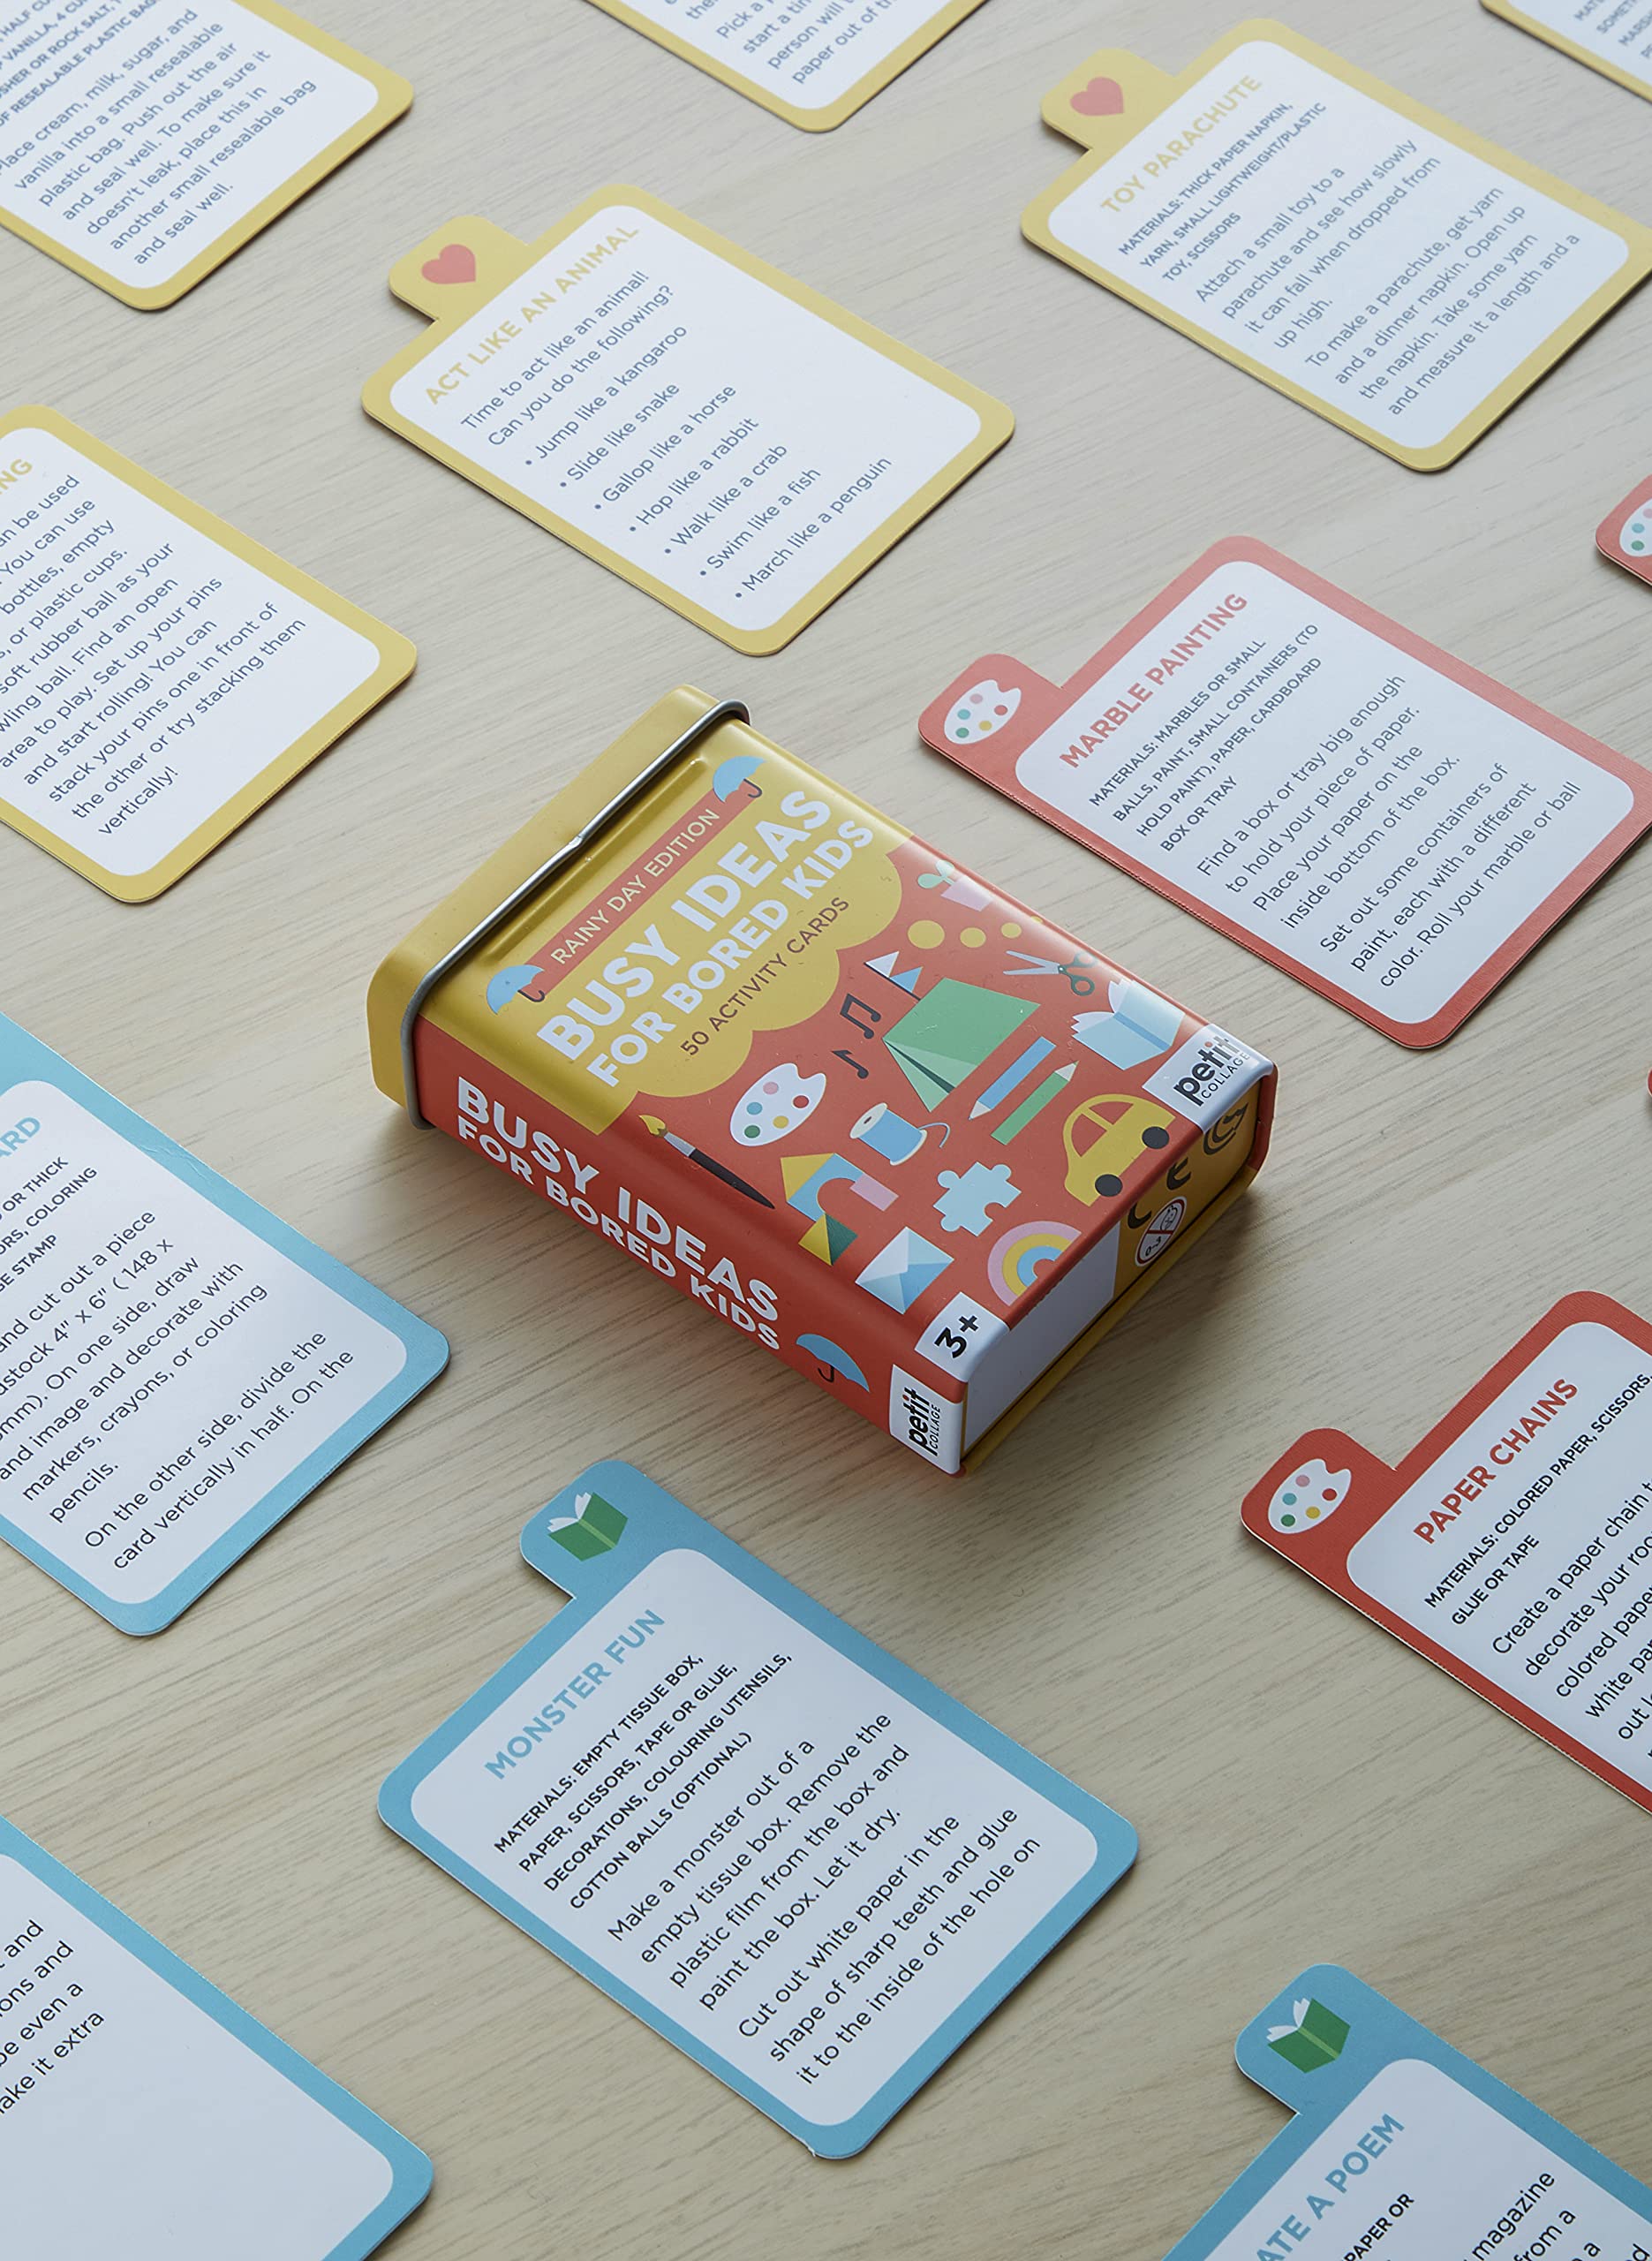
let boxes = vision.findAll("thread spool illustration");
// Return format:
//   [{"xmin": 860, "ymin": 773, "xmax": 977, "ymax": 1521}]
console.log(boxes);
[{"xmin": 851, "ymin": 1102, "xmax": 950, "ymax": 1165}]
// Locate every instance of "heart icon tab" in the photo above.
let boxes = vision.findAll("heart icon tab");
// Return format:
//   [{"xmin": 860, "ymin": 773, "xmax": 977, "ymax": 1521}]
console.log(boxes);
[
  {"xmin": 421, "ymin": 242, "xmax": 477, "ymax": 285},
  {"xmin": 1071, "ymin": 76, "xmax": 1124, "ymax": 117}
]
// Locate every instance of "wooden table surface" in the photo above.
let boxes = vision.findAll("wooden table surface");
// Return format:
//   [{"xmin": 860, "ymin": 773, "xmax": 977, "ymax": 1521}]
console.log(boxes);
[{"xmin": 4, "ymin": 1, "xmax": 1649, "ymax": 2251}]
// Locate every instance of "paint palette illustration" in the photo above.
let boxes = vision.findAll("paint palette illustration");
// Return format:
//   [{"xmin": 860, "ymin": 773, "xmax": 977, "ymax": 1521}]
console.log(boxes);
[
  {"xmin": 944, "ymin": 677, "xmax": 1022, "ymax": 745},
  {"xmin": 730, "ymin": 1064, "xmax": 826, "ymax": 1146},
  {"xmin": 1622, "ymin": 506, "xmax": 1652, "ymax": 558},
  {"xmin": 1267, "ymin": 1457, "xmax": 1352, "ymax": 1534}
]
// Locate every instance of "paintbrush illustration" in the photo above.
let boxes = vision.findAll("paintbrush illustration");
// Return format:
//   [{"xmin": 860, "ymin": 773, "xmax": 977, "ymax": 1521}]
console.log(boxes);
[{"xmin": 640, "ymin": 1115, "xmax": 774, "ymax": 1206}]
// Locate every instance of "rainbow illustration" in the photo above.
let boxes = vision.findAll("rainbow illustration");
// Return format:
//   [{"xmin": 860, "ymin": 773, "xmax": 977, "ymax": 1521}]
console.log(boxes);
[{"xmin": 987, "ymin": 1219, "xmax": 1078, "ymax": 1304}]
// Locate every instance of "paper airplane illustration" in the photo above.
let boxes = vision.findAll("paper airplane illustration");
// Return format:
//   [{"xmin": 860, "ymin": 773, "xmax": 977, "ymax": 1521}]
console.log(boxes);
[{"xmin": 883, "ymin": 980, "xmax": 1037, "ymax": 1109}]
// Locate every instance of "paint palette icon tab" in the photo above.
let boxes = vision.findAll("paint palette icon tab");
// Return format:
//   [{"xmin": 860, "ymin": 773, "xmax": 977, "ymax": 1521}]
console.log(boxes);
[
  {"xmin": 1598, "ymin": 476, "xmax": 1652, "ymax": 589},
  {"xmin": 945, "ymin": 677, "xmax": 1022, "ymax": 745},
  {"xmin": 1267, "ymin": 1458, "xmax": 1351, "ymax": 1534}
]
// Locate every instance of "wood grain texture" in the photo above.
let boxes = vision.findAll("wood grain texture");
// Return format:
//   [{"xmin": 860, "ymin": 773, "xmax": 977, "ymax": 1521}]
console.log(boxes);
[{"xmin": 2, "ymin": 0, "xmax": 1649, "ymax": 2250}]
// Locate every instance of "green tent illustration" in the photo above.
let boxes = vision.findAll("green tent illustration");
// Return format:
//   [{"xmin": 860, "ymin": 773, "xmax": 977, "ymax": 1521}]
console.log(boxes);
[
  {"xmin": 547, "ymin": 1491, "xmax": 627, "ymax": 1561},
  {"xmin": 883, "ymin": 980, "xmax": 1037, "ymax": 1108}
]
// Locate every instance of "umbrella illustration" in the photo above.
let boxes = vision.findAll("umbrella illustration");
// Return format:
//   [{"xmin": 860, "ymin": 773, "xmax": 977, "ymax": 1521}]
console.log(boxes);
[
  {"xmin": 713, "ymin": 754, "xmax": 762, "ymax": 800},
  {"xmin": 796, "ymin": 1334, "xmax": 869, "ymax": 1389},
  {"xmin": 486, "ymin": 963, "xmax": 547, "ymax": 1012}
]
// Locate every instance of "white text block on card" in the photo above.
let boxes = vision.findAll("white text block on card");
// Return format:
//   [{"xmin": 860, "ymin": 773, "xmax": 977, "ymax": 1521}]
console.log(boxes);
[
  {"xmin": 0, "ymin": 414, "xmax": 409, "ymax": 896},
  {"xmin": 0, "ymin": 0, "xmax": 404, "ymax": 301}
]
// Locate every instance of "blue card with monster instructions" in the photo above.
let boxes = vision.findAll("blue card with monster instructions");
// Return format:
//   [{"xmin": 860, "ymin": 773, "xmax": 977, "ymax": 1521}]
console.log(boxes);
[
  {"xmin": 379, "ymin": 1459, "xmax": 1136, "ymax": 2155},
  {"xmin": 1165, "ymin": 1966, "xmax": 1652, "ymax": 2258},
  {"xmin": 0, "ymin": 1014, "xmax": 445, "ymax": 1632}
]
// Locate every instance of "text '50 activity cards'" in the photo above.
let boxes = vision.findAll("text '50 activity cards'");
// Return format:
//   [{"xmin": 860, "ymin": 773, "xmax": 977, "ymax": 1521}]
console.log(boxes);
[
  {"xmin": 1022, "ymin": 20, "xmax": 1652, "ymax": 469},
  {"xmin": 0, "ymin": 1014, "xmax": 445, "ymax": 1632},
  {"xmin": 920, "ymin": 540, "xmax": 1652, "ymax": 1047},
  {"xmin": 380, "ymin": 1463, "xmax": 1137, "ymax": 2156},
  {"xmin": 361, "ymin": 193, "xmax": 1011, "ymax": 653}
]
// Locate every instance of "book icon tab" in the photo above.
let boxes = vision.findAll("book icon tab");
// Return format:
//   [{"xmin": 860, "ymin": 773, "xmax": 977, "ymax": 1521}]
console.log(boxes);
[
  {"xmin": 546, "ymin": 1492, "xmax": 628, "ymax": 1561},
  {"xmin": 1166, "ymin": 1967, "xmax": 1652, "ymax": 2257},
  {"xmin": 1266, "ymin": 1996, "xmax": 1350, "ymax": 2074}
]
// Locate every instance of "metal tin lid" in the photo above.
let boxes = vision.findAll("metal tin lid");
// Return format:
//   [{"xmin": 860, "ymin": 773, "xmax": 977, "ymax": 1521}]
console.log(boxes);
[{"xmin": 367, "ymin": 689, "xmax": 751, "ymax": 1122}]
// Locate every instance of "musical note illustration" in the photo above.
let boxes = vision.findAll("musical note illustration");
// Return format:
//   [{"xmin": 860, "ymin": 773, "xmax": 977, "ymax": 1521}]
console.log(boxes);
[{"xmin": 838, "ymin": 993, "xmax": 882, "ymax": 1040}]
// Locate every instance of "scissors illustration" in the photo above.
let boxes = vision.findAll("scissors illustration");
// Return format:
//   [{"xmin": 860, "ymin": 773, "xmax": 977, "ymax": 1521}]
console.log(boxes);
[{"xmin": 1004, "ymin": 949, "xmax": 1098, "ymax": 996}]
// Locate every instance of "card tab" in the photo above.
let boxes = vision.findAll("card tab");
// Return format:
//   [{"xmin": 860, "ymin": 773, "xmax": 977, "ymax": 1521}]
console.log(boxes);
[
  {"xmin": 0, "ymin": 409, "xmax": 412, "ymax": 899},
  {"xmin": 1243, "ymin": 1292, "xmax": 1652, "ymax": 1815},
  {"xmin": 0, "ymin": 1, "xmax": 409, "ymax": 307},
  {"xmin": 0, "ymin": 1014, "xmax": 446, "ymax": 1632},
  {"xmin": 0, "ymin": 1817, "xmax": 429, "ymax": 2257},
  {"xmin": 918, "ymin": 538, "xmax": 1652, "ymax": 1046},
  {"xmin": 1021, "ymin": 20, "xmax": 1652, "ymax": 469},
  {"xmin": 361, "ymin": 190, "xmax": 1012, "ymax": 654},
  {"xmin": 1166, "ymin": 1964, "xmax": 1651, "ymax": 2257},
  {"xmin": 1596, "ymin": 474, "xmax": 1652, "ymax": 586},
  {"xmin": 380, "ymin": 1460, "xmax": 1135, "ymax": 2155},
  {"xmin": 581, "ymin": 0, "xmax": 988, "ymax": 131},
  {"xmin": 1484, "ymin": 0, "xmax": 1652, "ymax": 103}
]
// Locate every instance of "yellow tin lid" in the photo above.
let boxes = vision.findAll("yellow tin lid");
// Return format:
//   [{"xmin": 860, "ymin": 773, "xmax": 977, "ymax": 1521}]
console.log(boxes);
[{"xmin": 368, "ymin": 687, "xmax": 758, "ymax": 1118}]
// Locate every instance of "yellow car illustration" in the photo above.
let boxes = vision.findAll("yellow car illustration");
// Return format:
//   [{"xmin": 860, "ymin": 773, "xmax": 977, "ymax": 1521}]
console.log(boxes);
[{"xmin": 1062, "ymin": 1092, "xmax": 1176, "ymax": 1205}]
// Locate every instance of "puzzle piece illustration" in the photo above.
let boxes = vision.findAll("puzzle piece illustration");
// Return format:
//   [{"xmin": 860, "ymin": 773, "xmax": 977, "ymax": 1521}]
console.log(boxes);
[{"xmin": 933, "ymin": 1161, "xmax": 1021, "ymax": 1235}]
